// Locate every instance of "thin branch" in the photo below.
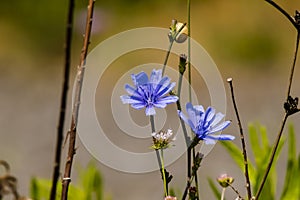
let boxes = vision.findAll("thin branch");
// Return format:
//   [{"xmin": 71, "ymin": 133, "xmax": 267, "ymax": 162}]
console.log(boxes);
[
  {"xmin": 255, "ymin": 113, "xmax": 288, "ymax": 199},
  {"xmin": 255, "ymin": 3, "xmax": 300, "ymax": 199},
  {"xmin": 187, "ymin": 0, "xmax": 192, "ymax": 103},
  {"xmin": 264, "ymin": 0, "xmax": 298, "ymax": 30},
  {"xmin": 175, "ymin": 54, "xmax": 193, "ymax": 200},
  {"xmin": 286, "ymin": 32, "xmax": 299, "ymax": 100},
  {"xmin": 186, "ymin": 0, "xmax": 195, "ymax": 197},
  {"xmin": 50, "ymin": 0, "xmax": 74, "ymax": 199},
  {"xmin": 162, "ymin": 42, "xmax": 174, "ymax": 76},
  {"xmin": 264, "ymin": 1, "xmax": 300, "ymax": 100},
  {"xmin": 181, "ymin": 153, "xmax": 203, "ymax": 200},
  {"xmin": 228, "ymin": 183, "xmax": 244, "ymax": 200},
  {"xmin": 192, "ymin": 148, "xmax": 199, "ymax": 199},
  {"xmin": 227, "ymin": 78, "xmax": 252, "ymax": 200},
  {"xmin": 61, "ymin": 0, "xmax": 95, "ymax": 199}
]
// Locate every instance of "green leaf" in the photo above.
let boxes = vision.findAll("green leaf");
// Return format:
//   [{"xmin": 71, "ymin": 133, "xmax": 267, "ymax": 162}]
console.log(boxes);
[
  {"xmin": 29, "ymin": 161, "xmax": 107, "ymax": 200},
  {"xmin": 280, "ymin": 124, "xmax": 300, "ymax": 200},
  {"xmin": 249, "ymin": 123, "xmax": 262, "ymax": 166},
  {"xmin": 79, "ymin": 162, "xmax": 103, "ymax": 200}
]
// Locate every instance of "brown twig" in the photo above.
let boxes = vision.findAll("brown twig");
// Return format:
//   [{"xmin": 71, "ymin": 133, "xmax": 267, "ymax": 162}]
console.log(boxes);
[
  {"xmin": 227, "ymin": 78, "xmax": 252, "ymax": 200},
  {"xmin": 264, "ymin": 0, "xmax": 298, "ymax": 30},
  {"xmin": 181, "ymin": 153, "xmax": 203, "ymax": 200},
  {"xmin": 286, "ymin": 32, "xmax": 300, "ymax": 100},
  {"xmin": 61, "ymin": 0, "xmax": 95, "ymax": 199},
  {"xmin": 228, "ymin": 183, "xmax": 244, "ymax": 200},
  {"xmin": 255, "ymin": 3, "xmax": 300, "ymax": 199},
  {"xmin": 49, "ymin": 0, "xmax": 75, "ymax": 199}
]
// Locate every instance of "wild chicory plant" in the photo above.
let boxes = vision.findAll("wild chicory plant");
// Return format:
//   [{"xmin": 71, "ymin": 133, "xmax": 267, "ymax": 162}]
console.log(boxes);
[
  {"xmin": 178, "ymin": 102, "xmax": 235, "ymax": 145},
  {"xmin": 151, "ymin": 129, "xmax": 176, "ymax": 197},
  {"xmin": 120, "ymin": 69, "xmax": 178, "ymax": 116},
  {"xmin": 120, "ymin": 69, "xmax": 178, "ymax": 197}
]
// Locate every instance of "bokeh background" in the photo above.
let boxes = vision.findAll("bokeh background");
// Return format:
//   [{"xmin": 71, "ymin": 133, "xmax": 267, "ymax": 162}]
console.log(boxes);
[{"xmin": 1, "ymin": 0, "xmax": 300, "ymax": 199}]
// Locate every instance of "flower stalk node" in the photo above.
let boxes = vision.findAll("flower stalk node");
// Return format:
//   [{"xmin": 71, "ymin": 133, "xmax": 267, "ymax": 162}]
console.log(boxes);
[
  {"xmin": 191, "ymin": 153, "xmax": 203, "ymax": 175},
  {"xmin": 284, "ymin": 95, "xmax": 299, "ymax": 115}
]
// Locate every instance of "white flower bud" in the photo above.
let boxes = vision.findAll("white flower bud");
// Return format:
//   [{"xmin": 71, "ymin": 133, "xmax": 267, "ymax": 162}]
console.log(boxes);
[{"xmin": 175, "ymin": 22, "xmax": 188, "ymax": 43}]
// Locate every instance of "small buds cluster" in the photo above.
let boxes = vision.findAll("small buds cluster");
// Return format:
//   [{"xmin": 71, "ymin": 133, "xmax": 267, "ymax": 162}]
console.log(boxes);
[
  {"xmin": 284, "ymin": 95, "xmax": 299, "ymax": 115},
  {"xmin": 192, "ymin": 153, "xmax": 203, "ymax": 175},
  {"xmin": 151, "ymin": 129, "xmax": 175, "ymax": 150},
  {"xmin": 168, "ymin": 19, "xmax": 188, "ymax": 43},
  {"xmin": 217, "ymin": 174, "xmax": 234, "ymax": 188}
]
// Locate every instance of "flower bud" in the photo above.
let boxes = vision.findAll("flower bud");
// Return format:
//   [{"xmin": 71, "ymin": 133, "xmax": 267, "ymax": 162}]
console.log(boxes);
[
  {"xmin": 217, "ymin": 174, "xmax": 234, "ymax": 188},
  {"xmin": 168, "ymin": 20, "xmax": 187, "ymax": 43},
  {"xmin": 175, "ymin": 22, "xmax": 188, "ymax": 43},
  {"xmin": 179, "ymin": 54, "xmax": 187, "ymax": 75}
]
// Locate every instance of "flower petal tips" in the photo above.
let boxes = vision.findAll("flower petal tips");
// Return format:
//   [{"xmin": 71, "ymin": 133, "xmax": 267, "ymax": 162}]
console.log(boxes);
[
  {"xmin": 120, "ymin": 69, "xmax": 178, "ymax": 116},
  {"xmin": 178, "ymin": 102, "xmax": 235, "ymax": 145}
]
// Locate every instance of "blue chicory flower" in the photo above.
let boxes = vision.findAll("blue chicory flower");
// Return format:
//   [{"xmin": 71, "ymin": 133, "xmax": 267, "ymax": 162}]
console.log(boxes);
[
  {"xmin": 120, "ymin": 69, "xmax": 179, "ymax": 116},
  {"xmin": 178, "ymin": 102, "xmax": 235, "ymax": 144}
]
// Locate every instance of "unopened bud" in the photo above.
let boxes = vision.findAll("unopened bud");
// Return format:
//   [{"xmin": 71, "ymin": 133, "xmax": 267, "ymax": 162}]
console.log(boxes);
[
  {"xmin": 217, "ymin": 174, "xmax": 234, "ymax": 188},
  {"xmin": 179, "ymin": 54, "xmax": 187, "ymax": 75},
  {"xmin": 175, "ymin": 22, "xmax": 188, "ymax": 43}
]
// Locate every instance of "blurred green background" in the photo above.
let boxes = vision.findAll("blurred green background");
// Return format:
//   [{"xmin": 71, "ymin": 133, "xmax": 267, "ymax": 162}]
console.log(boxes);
[{"xmin": 0, "ymin": 0, "xmax": 299, "ymax": 199}]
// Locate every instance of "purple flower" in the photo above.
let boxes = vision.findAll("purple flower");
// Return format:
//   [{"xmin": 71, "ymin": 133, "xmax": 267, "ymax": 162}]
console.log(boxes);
[
  {"xmin": 178, "ymin": 102, "xmax": 235, "ymax": 144},
  {"xmin": 120, "ymin": 69, "xmax": 178, "ymax": 116}
]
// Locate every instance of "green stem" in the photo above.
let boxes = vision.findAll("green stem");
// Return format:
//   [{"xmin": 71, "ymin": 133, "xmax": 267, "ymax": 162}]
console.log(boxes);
[
  {"xmin": 177, "ymin": 73, "xmax": 183, "ymax": 98},
  {"xmin": 192, "ymin": 148, "xmax": 199, "ymax": 199},
  {"xmin": 160, "ymin": 149, "xmax": 168, "ymax": 197},
  {"xmin": 150, "ymin": 115, "xmax": 155, "ymax": 133},
  {"xmin": 150, "ymin": 115, "xmax": 168, "ymax": 196},
  {"xmin": 187, "ymin": 0, "xmax": 199, "ymax": 198},
  {"xmin": 176, "ymin": 57, "xmax": 193, "ymax": 195},
  {"xmin": 162, "ymin": 22, "xmax": 186, "ymax": 76},
  {"xmin": 187, "ymin": 0, "xmax": 192, "ymax": 103},
  {"xmin": 162, "ymin": 41, "xmax": 174, "ymax": 76},
  {"xmin": 221, "ymin": 188, "xmax": 225, "ymax": 200}
]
